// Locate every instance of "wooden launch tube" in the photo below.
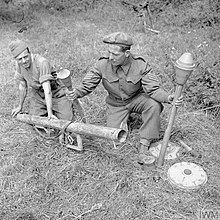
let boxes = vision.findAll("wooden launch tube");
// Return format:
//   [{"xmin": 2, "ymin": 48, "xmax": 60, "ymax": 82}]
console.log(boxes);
[
  {"xmin": 157, "ymin": 53, "xmax": 195, "ymax": 166},
  {"xmin": 16, "ymin": 114, "xmax": 127, "ymax": 143}
]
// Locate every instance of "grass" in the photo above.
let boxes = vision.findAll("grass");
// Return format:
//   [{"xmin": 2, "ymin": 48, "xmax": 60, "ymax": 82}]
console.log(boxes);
[{"xmin": 0, "ymin": 2, "xmax": 220, "ymax": 220}]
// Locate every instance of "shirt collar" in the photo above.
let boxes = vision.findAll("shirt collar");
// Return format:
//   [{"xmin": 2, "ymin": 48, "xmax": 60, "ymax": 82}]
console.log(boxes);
[
  {"xmin": 112, "ymin": 56, "xmax": 132, "ymax": 74},
  {"xmin": 120, "ymin": 56, "xmax": 132, "ymax": 74}
]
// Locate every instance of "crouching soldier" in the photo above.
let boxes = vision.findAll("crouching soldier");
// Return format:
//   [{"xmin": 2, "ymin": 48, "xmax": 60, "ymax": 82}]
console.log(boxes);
[
  {"xmin": 9, "ymin": 39, "xmax": 81, "ymax": 150},
  {"xmin": 67, "ymin": 32, "xmax": 183, "ymax": 163}
]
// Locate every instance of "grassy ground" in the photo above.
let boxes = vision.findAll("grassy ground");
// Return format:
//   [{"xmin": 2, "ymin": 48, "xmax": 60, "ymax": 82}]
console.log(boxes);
[{"xmin": 0, "ymin": 2, "xmax": 220, "ymax": 220}]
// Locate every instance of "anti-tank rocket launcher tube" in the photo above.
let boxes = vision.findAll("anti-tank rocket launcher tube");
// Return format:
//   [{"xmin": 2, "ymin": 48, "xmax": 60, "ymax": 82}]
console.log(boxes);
[{"xmin": 16, "ymin": 114, "xmax": 127, "ymax": 143}]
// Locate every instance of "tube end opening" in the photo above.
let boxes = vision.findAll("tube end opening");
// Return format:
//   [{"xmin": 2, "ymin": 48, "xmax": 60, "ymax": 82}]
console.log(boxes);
[{"xmin": 118, "ymin": 130, "xmax": 127, "ymax": 143}]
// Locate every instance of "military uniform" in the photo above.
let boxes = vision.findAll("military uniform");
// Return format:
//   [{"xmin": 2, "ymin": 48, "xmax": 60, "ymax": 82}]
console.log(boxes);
[
  {"xmin": 15, "ymin": 53, "xmax": 73, "ymax": 120},
  {"xmin": 74, "ymin": 52, "xmax": 170, "ymax": 144}
]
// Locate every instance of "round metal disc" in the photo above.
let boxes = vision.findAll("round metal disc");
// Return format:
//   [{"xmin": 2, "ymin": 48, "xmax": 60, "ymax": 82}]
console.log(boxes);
[
  {"xmin": 142, "ymin": 155, "xmax": 156, "ymax": 166},
  {"xmin": 149, "ymin": 141, "xmax": 181, "ymax": 160},
  {"xmin": 167, "ymin": 162, "xmax": 208, "ymax": 190}
]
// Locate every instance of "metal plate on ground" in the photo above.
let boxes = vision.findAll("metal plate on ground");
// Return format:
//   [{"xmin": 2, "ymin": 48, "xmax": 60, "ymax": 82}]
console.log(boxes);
[
  {"xmin": 149, "ymin": 141, "xmax": 181, "ymax": 160},
  {"xmin": 167, "ymin": 162, "xmax": 208, "ymax": 190}
]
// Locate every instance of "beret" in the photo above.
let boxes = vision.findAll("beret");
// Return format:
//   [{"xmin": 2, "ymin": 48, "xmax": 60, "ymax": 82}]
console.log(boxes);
[
  {"xmin": 103, "ymin": 32, "xmax": 133, "ymax": 46},
  {"xmin": 9, "ymin": 40, "xmax": 28, "ymax": 58}
]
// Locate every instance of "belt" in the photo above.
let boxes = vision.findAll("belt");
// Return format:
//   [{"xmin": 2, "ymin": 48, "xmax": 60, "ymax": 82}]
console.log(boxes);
[{"xmin": 107, "ymin": 93, "xmax": 143, "ymax": 107}]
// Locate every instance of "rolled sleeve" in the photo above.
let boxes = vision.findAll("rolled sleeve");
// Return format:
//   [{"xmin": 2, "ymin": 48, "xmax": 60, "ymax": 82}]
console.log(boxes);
[{"xmin": 38, "ymin": 60, "xmax": 54, "ymax": 84}]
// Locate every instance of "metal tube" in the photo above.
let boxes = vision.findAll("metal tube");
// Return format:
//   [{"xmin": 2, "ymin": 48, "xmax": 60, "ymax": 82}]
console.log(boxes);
[{"xmin": 16, "ymin": 114, "xmax": 127, "ymax": 143}]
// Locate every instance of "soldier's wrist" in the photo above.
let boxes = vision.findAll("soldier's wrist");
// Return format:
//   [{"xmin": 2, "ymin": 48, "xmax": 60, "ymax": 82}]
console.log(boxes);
[{"xmin": 167, "ymin": 95, "xmax": 173, "ymax": 104}]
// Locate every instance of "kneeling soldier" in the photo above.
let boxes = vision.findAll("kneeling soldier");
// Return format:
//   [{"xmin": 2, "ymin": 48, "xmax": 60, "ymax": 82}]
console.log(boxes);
[
  {"xmin": 9, "ymin": 40, "xmax": 78, "ymax": 149},
  {"xmin": 67, "ymin": 32, "xmax": 182, "ymax": 163}
]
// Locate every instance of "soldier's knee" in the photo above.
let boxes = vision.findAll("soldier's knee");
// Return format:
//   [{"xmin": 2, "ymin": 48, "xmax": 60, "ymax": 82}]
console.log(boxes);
[
  {"xmin": 147, "ymin": 99, "xmax": 163, "ymax": 113},
  {"xmin": 107, "ymin": 120, "xmax": 120, "ymax": 128},
  {"xmin": 57, "ymin": 109, "xmax": 74, "ymax": 121},
  {"xmin": 153, "ymin": 100, "xmax": 163, "ymax": 112}
]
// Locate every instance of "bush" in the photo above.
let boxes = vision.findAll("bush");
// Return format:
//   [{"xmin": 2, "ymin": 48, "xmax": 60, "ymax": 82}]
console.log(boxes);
[{"xmin": 185, "ymin": 42, "xmax": 220, "ymax": 110}]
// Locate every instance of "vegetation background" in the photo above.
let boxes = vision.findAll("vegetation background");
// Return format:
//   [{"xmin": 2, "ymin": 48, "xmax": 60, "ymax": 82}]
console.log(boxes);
[{"xmin": 0, "ymin": 0, "xmax": 219, "ymax": 219}]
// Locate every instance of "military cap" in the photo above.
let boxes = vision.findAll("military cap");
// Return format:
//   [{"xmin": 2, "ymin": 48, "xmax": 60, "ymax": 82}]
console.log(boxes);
[
  {"xmin": 103, "ymin": 32, "xmax": 133, "ymax": 46},
  {"xmin": 9, "ymin": 39, "xmax": 28, "ymax": 58}
]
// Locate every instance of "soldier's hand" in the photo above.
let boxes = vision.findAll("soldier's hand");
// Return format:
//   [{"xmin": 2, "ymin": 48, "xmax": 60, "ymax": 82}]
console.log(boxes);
[
  {"xmin": 11, "ymin": 106, "xmax": 22, "ymax": 117},
  {"xmin": 48, "ymin": 113, "xmax": 58, "ymax": 120},
  {"xmin": 168, "ymin": 95, "xmax": 183, "ymax": 107},
  {"xmin": 66, "ymin": 90, "xmax": 77, "ymax": 101}
]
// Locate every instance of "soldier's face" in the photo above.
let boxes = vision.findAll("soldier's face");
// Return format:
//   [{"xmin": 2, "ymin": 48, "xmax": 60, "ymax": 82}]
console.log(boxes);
[
  {"xmin": 108, "ymin": 45, "xmax": 127, "ymax": 66},
  {"xmin": 15, "ymin": 49, "xmax": 32, "ymax": 69}
]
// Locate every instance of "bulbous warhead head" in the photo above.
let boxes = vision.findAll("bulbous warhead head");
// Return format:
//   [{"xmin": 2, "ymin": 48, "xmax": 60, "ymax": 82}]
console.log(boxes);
[
  {"xmin": 175, "ymin": 52, "xmax": 195, "ymax": 71},
  {"xmin": 57, "ymin": 69, "xmax": 73, "ymax": 91},
  {"xmin": 175, "ymin": 52, "xmax": 195, "ymax": 85},
  {"xmin": 57, "ymin": 69, "xmax": 71, "ymax": 79}
]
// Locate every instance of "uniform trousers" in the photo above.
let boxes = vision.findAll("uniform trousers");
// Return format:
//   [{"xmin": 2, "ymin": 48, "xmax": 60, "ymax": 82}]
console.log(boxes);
[
  {"xmin": 29, "ymin": 87, "xmax": 73, "ymax": 121},
  {"xmin": 106, "ymin": 94, "xmax": 162, "ymax": 145}
]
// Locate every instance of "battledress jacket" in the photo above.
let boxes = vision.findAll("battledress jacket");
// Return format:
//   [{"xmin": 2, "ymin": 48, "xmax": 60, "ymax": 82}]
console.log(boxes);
[{"xmin": 75, "ymin": 53, "xmax": 170, "ymax": 107}]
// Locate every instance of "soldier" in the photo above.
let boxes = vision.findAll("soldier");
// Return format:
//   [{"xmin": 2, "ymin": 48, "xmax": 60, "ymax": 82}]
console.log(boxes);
[
  {"xmin": 67, "ymin": 32, "xmax": 182, "ymax": 163},
  {"xmin": 9, "ymin": 40, "xmax": 77, "ymax": 149}
]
